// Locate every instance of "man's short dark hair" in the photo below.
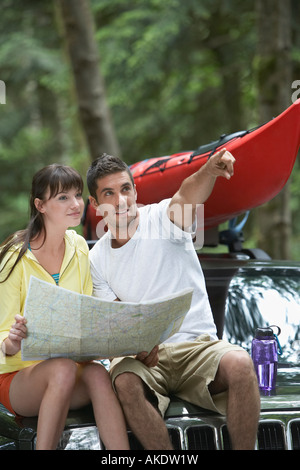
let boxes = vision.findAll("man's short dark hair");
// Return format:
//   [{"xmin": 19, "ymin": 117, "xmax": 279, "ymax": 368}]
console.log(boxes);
[{"xmin": 87, "ymin": 153, "xmax": 135, "ymax": 200}]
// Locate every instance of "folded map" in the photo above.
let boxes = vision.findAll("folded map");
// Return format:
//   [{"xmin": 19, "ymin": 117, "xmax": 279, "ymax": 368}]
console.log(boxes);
[{"xmin": 21, "ymin": 276, "xmax": 193, "ymax": 361}]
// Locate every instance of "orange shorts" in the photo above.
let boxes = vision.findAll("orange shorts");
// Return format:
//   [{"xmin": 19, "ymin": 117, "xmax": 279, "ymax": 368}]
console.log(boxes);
[{"xmin": 0, "ymin": 371, "xmax": 19, "ymax": 415}]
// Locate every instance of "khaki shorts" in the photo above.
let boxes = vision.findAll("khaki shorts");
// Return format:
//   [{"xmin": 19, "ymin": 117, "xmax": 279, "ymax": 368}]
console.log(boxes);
[{"xmin": 110, "ymin": 335, "xmax": 245, "ymax": 416}]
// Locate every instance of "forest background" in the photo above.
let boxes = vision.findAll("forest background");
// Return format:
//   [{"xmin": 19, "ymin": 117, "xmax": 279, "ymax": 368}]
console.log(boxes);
[{"xmin": 0, "ymin": 0, "xmax": 299, "ymax": 260}]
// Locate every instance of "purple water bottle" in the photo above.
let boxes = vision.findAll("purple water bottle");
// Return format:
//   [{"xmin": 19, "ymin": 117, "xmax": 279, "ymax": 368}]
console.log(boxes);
[{"xmin": 251, "ymin": 325, "xmax": 282, "ymax": 393}]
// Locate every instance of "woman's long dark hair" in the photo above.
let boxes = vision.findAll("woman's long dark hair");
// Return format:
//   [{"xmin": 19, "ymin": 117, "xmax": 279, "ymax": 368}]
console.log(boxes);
[{"xmin": 0, "ymin": 164, "xmax": 83, "ymax": 282}]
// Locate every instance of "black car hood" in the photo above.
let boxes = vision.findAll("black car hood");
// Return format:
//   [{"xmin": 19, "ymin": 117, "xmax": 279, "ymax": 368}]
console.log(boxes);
[{"xmin": 260, "ymin": 366, "xmax": 300, "ymax": 411}]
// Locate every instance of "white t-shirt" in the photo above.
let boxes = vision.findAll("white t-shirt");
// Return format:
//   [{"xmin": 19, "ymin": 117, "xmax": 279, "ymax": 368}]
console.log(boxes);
[{"xmin": 89, "ymin": 199, "xmax": 217, "ymax": 342}]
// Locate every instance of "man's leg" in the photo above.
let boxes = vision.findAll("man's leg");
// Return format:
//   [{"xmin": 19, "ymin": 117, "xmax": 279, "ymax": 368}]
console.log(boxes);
[
  {"xmin": 209, "ymin": 350, "xmax": 260, "ymax": 450},
  {"xmin": 114, "ymin": 372, "xmax": 173, "ymax": 450}
]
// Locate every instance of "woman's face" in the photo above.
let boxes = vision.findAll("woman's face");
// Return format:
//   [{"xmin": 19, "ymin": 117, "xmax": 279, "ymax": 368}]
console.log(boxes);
[{"xmin": 35, "ymin": 186, "xmax": 84, "ymax": 230}]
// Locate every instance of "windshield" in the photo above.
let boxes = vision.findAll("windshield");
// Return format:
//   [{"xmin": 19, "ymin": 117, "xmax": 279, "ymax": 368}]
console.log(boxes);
[{"xmin": 223, "ymin": 266, "xmax": 300, "ymax": 366}]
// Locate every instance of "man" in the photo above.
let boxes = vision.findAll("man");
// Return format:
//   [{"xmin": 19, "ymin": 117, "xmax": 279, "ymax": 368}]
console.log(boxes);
[{"xmin": 87, "ymin": 150, "xmax": 260, "ymax": 450}]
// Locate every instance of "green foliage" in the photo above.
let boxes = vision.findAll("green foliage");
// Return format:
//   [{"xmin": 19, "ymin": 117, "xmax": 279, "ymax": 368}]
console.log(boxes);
[
  {"xmin": 0, "ymin": 0, "xmax": 299, "ymax": 257},
  {"xmin": 93, "ymin": 0, "xmax": 257, "ymax": 162},
  {"xmin": 0, "ymin": 0, "xmax": 86, "ymax": 241}
]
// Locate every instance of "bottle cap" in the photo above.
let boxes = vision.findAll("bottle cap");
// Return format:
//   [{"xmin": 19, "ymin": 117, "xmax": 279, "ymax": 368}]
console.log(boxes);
[
  {"xmin": 255, "ymin": 327, "xmax": 273, "ymax": 338},
  {"xmin": 255, "ymin": 325, "xmax": 281, "ymax": 338}
]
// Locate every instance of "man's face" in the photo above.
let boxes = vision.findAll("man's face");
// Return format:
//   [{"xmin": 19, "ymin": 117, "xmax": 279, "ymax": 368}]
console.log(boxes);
[{"xmin": 90, "ymin": 171, "xmax": 138, "ymax": 232}]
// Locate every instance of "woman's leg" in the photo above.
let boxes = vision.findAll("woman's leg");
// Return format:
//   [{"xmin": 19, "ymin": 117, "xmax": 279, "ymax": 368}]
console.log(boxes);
[
  {"xmin": 70, "ymin": 362, "xmax": 130, "ymax": 450},
  {"xmin": 10, "ymin": 359, "xmax": 129, "ymax": 450},
  {"xmin": 10, "ymin": 358, "xmax": 82, "ymax": 449}
]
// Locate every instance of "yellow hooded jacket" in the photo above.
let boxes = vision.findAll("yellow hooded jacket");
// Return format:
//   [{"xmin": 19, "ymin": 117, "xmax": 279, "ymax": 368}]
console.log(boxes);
[{"xmin": 0, "ymin": 230, "xmax": 93, "ymax": 373}]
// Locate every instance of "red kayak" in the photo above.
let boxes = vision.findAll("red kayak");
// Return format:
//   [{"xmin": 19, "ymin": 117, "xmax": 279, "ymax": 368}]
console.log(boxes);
[{"xmin": 83, "ymin": 99, "xmax": 300, "ymax": 238}]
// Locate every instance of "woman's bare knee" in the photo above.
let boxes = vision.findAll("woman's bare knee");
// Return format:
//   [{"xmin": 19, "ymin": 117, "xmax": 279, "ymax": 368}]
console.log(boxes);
[
  {"xmin": 45, "ymin": 358, "xmax": 78, "ymax": 391},
  {"xmin": 81, "ymin": 362, "xmax": 111, "ymax": 391}
]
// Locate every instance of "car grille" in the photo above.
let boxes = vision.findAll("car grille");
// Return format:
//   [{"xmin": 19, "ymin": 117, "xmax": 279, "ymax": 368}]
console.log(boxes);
[
  {"xmin": 128, "ymin": 417, "xmax": 300, "ymax": 450},
  {"xmin": 289, "ymin": 420, "xmax": 300, "ymax": 450}
]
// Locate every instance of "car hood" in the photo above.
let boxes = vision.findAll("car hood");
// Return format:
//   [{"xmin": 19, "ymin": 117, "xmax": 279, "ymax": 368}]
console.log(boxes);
[{"xmin": 260, "ymin": 366, "xmax": 300, "ymax": 411}]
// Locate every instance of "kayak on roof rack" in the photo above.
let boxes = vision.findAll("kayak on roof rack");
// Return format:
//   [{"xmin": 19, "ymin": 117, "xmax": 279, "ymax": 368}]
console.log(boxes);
[{"xmin": 82, "ymin": 99, "xmax": 300, "ymax": 240}]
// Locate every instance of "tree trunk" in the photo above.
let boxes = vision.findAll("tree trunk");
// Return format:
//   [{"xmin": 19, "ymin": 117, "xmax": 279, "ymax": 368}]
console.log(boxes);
[
  {"xmin": 255, "ymin": 0, "xmax": 292, "ymax": 259},
  {"xmin": 58, "ymin": 0, "xmax": 121, "ymax": 160}
]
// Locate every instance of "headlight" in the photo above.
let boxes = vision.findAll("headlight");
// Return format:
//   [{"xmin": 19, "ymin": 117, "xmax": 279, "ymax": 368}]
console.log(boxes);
[
  {"xmin": 57, "ymin": 426, "xmax": 103, "ymax": 450},
  {"xmin": 35, "ymin": 426, "xmax": 103, "ymax": 450}
]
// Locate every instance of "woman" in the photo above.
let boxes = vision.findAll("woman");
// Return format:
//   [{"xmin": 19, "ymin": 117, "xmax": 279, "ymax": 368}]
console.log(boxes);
[{"xmin": 0, "ymin": 164, "xmax": 129, "ymax": 450}]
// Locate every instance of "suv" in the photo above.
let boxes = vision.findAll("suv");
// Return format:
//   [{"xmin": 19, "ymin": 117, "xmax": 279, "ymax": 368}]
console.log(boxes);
[
  {"xmin": 162, "ymin": 252, "xmax": 300, "ymax": 451},
  {"xmin": 0, "ymin": 232, "xmax": 300, "ymax": 450}
]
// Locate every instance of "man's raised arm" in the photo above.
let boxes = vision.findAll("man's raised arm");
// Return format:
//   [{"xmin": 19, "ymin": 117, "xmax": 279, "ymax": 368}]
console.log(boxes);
[{"xmin": 167, "ymin": 148, "xmax": 235, "ymax": 229}]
